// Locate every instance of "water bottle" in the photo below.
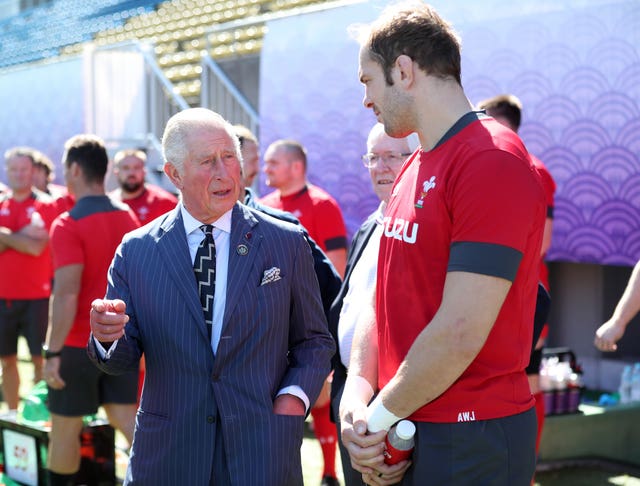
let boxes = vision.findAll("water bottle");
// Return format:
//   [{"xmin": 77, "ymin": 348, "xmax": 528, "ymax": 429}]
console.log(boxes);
[
  {"xmin": 619, "ymin": 365, "xmax": 633, "ymax": 404},
  {"xmin": 552, "ymin": 361, "xmax": 572, "ymax": 414},
  {"xmin": 566, "ymin": 372, "xmax": 582, "ymax": 413},
  {"xmin": 630, "ymin": 363, "xmax": 640, "ymax": 402},
  {"xmin": 384, "ymin": 420, "xmax": 415, "ymax": 465},
  {"xmin": 539, "ymin": 357, "xmax": 555, "ymax": 415}
]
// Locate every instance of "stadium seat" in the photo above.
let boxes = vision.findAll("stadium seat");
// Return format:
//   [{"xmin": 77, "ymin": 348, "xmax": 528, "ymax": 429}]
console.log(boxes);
[{"xmin": 0, "ymin": 0, "xmax": 336, "ymax": 104}]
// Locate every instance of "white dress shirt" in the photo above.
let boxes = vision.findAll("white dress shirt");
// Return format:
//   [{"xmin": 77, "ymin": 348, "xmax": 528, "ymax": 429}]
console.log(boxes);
[{"xmin": 338, "ymin": 205, "xmax": 384, "ymax": 368}]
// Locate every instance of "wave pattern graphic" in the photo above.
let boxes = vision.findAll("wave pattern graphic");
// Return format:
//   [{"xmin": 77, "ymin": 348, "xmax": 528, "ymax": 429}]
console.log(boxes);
[
  {"xmin": 463, "ymin": 3, "xmax": 640, "ymax": 265},
  {"xmin": 259, "ymin": 1, "xmax": 639, "ymax": 265}
]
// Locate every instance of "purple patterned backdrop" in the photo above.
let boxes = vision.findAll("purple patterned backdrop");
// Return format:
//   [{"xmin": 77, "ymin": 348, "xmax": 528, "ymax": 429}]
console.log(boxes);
[
  {"xmin": 260, "ymin": 0, "xmax": 640, "ymax": 266},
  {"xmin": 0, "ymin": 58, "xmax": 85, "ymax": 184}
]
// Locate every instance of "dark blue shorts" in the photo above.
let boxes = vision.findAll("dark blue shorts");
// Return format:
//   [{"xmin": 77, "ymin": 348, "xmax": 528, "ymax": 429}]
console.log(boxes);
[
  {"xmin": 0, "ymin": 298, "xmax": 49, "ymax": 356},
  {"xmin": 402, "ymin": 407, "xmax": 536, "ymax": 485},
  {"xmin": 47, "ymin": 346, "xmax": 138, "ymax": 417}
]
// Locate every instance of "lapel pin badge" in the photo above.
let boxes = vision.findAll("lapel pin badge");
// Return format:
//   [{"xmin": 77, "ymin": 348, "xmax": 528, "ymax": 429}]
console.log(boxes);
[{"xmin": 237, "ymin": 244, "xmax": 249, "ymax": 256}]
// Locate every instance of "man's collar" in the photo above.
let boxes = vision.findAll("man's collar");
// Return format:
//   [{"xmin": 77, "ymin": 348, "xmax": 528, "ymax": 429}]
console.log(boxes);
[
  {"xmin": 375, "ymin": 201, "xmax": 387, "ymax": 225},
  {"xmin": 180, "ymin": 203, "xmax": 233, "ymax": 235}
]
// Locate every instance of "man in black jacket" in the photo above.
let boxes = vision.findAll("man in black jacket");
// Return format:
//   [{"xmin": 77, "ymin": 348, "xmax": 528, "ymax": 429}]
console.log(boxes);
[{"xmin": 328, "ymin": 124, "xmax": 418, "ymax": 485}]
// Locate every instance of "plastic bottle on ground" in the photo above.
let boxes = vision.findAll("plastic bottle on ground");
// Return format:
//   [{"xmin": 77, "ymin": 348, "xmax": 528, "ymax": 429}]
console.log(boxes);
[
  {"xmin": 619, "ymin": 364, "xmax": 633, "ymax": 404},
  {"xmin": 630, "ymin": 363, "xmax": 640, "ymax": 402}
]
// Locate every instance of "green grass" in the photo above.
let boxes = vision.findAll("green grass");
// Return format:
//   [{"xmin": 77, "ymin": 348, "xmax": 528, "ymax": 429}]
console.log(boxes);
[{"xmin": 535, "ymin": 467, "xmax": 640, "ymax": 486}]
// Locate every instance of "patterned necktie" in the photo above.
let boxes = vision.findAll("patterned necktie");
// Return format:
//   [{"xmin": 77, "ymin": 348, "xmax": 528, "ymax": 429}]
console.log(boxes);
[{"xmin": 193, "ymin": 224, "xmax": 216, "ymax": 341}]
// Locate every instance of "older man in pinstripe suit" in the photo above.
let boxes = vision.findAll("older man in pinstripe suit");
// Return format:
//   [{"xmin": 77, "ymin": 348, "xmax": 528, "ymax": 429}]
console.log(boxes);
[{"xmin": 88, "ymin": 108, "xmax": 335, "ymax": 485}]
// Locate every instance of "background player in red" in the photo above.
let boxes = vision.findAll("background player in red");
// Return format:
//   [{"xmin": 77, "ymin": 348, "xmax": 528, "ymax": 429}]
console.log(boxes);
[
  {"xmin": 478, "ymin": 93, "xmax": 557, "ymax": 455},
  {"xmin": 340, "ymin": 3, "xmax": 546, "ymax": 485},
  {"xmin": 261, "ymin": 139, "xmax": 348, "ymax": 278},
  {"xmin": 0, "ymin": 146, "xmax": 60, "ymax": 410},
  {"xmin": 43, "ymin": 135, "xmax": 140, "ymax": 485},
  {"xmin": 110, "ymin": 148, "xmax": 178, "ymax": 224},
  {"xmin": 261, "ymin": 139, "xmax": 348, "ymax": 486},
  {"xmin": 31, "ymin": 149, "xmax": 73, "ymax": 213},
  {"xmin": 109, "ymin": 148, "xmax": 178, "ymax": 403}
]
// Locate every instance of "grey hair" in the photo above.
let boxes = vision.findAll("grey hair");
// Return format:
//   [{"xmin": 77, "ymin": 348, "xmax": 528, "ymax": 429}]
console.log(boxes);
[
  {"xmin": 162, "ymin": 108, "xmax": 242, "ymax": 174},
  {"xmin": 367, "ymin": 123, "xmax": 420, "ymax": 152}
]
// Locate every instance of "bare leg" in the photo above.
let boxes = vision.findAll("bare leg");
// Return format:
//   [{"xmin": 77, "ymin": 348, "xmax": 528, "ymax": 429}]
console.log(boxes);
[
  {"xmin": 32, "ymin": 355, "xmax": 44, "ymax": 384},
  {"xmin": 103, "ymin": 403, "xmax": 137, "ymax": 447},
  {"xmin": 1, "ymin": 355, "xmax": 20, "ymax": 409},
  {"xmin": 48, "ymin": 413, "xmax": 84, "ymax": 473}
]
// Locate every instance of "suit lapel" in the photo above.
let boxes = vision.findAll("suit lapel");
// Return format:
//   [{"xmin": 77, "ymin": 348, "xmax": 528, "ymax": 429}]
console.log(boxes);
[
  {"xmin": 223, "ymin": 204, "xmax": 260, "ymax": 324},
  {"xmin": 156, "ymin": 207, "xmax": 208, "ymax": 339},
  {"xmin": 345, "ymin": 216, "xmax": 377, "ymax": 285}
]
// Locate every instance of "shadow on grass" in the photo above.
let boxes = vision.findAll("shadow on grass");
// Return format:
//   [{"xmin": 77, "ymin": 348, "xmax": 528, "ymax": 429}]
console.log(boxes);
[{"xmin": 536, "ymin": 459, "xmax": 640, "ymax": 485}]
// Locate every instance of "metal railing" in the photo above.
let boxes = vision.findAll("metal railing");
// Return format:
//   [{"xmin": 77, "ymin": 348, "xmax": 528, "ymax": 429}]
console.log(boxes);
[
  {"xmin": 200, "ymin": 0, "xmax": 365, "ymax": 135},
  {"xmin": 87, "ymin": 41, "xmax": 189, "ymax": 154},
  {"xmin": 201, "ymin": 55, "xmax": 259, "ymax": 135},
  {"xmin": 138, "ymin": 42, "xmax": 190, "ymax": 150}
]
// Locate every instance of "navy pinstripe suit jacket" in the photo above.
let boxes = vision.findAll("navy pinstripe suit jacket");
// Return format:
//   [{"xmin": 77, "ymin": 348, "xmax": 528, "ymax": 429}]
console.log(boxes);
[{"xmin": 88, "ymin": 202, "xmax": 335, "ymax": 485}]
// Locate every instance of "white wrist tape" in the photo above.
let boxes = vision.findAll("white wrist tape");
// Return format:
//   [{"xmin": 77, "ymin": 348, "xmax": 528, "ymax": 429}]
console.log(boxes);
[
  {"xmin": 346, "ymin": 375, "xmax": 375, "ymax": 404},
  {"xmin": 366, "ymin": 393, "xmax": 403, "ymax": 433}
]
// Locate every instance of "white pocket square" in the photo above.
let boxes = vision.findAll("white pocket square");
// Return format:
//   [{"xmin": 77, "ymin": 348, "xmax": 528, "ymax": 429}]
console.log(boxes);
[{"xmin": 261, "ymin": 267, "xmax": 282, "ymax": 286}]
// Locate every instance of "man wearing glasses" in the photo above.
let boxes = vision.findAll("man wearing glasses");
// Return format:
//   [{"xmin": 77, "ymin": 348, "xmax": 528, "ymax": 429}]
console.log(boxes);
[{"xmin": 329, "ymin": 123, "xmax": 418, "ymax": 485}]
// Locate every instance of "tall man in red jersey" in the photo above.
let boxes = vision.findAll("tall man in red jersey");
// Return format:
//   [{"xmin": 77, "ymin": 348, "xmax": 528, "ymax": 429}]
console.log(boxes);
[
  {"xmin": 42, "ymin": 135, "xmax": 140, "ymax": 486},
  {"xmin": 261, "ymin": 139, "xmax": 348, "ymax": 486},
  {"xmin": 110, "ymin": 148, "xmax": 178, "ymax": 224},
  {"xmin": 339, "ymin": 3, "xmax": 546, "ymax": 485},
  {"xmin": 478, "ymin": 93, "xmax": 557, "ymax": 456},
  {"xmin": 0, "ymin": 147, "xmax": 60, "ymax": 410}
]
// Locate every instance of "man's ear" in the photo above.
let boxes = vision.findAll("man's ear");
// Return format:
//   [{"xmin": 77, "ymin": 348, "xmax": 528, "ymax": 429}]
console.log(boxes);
[
  {"xmin": 163, "ymin": 162, "xmax": 182, "ymax": 189},
  {"xmin": 291, "ymin": 159, "xmax": 305, "ymax": 177},
  {"xmin": 70, "ymin": 161, "xmax": 81, "ymax": 177},
  {"xmin": 395, "ymin": 54, "xmax": 415, "ymax": 86}
]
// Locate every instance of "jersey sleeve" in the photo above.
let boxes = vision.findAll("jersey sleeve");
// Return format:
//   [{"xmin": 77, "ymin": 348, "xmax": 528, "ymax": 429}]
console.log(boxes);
[
  {"xmin": 315, "ymin": 199, "xmax": 348, "ymax": 251},
  {"xmin": 50, "ymin": 216, "xmax": 85, "ymax": 270},
  {"xmin": 536, "ymin": 163, "xmax": 556, "ymax": 217},
  {"xmin": 447, "ymin": 150, "xmax": 545, "ymax": 281}
]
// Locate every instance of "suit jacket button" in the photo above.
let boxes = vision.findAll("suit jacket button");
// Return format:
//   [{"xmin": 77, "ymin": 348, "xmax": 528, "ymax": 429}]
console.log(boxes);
[
  {"xmin": 211, "ymin": 372, "xmax": 220, "ymax": 381},
  {"xmin": 207, "ymin": 415, "xmax": 216, "ymax": 424}
]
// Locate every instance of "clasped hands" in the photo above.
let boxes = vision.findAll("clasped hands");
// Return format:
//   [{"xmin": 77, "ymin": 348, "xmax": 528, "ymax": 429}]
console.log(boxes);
[{"xmin": 340, "ymin": 399, "xmax": 411, "ymax": 485}]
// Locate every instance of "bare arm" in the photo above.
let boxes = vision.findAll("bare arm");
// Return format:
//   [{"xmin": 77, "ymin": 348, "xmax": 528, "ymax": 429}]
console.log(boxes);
[
  {"xmin": 43, "ymin": 263, "xmax": 83, "ymax": 389},
  {"xmin": 380, "ymin": 271, "xmax": 511, "ymax": 417},
  {"xmin": 595, "ymin": 260, "xmax": 640, "ymax": 351},
  {"xmin": 326, "ymin": 248, "xmax": 347, "ymax": 279},
  {"xmin": 339, "ymin": 291, "xmax": 385, "ymax": 474},
  {"xmin": 540, "ymin": 217, "xmax": 553, "ymax": 256},
  {"xmin": 0, "ymin": 225, "xmax": 49, "ymax": 256}
]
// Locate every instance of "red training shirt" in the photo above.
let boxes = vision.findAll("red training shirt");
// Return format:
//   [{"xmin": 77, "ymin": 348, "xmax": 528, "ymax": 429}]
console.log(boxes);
[
  {"xmin": 50, "ymin": 195, "xmax": 140, "ymax": 348},
  {"xmin": 111, "ymin": 184, "xmax": 178, "ymax": 224},
  {"xmin": 0, "ymin": 190, "xmax": 61, "ymax": 299},
  {"xmin": 377, "ymin": 115, "xmax": 546, "ymax": 423},
  {"xmin": 259, "ymin": 184, "xmax": 347, "ymax": 253}
]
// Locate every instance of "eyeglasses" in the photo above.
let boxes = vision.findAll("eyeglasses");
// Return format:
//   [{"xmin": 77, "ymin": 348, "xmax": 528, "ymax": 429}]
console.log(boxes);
[{"xmin": 361, "ymin": 152, "xmax": 412, "ymax": 169}]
